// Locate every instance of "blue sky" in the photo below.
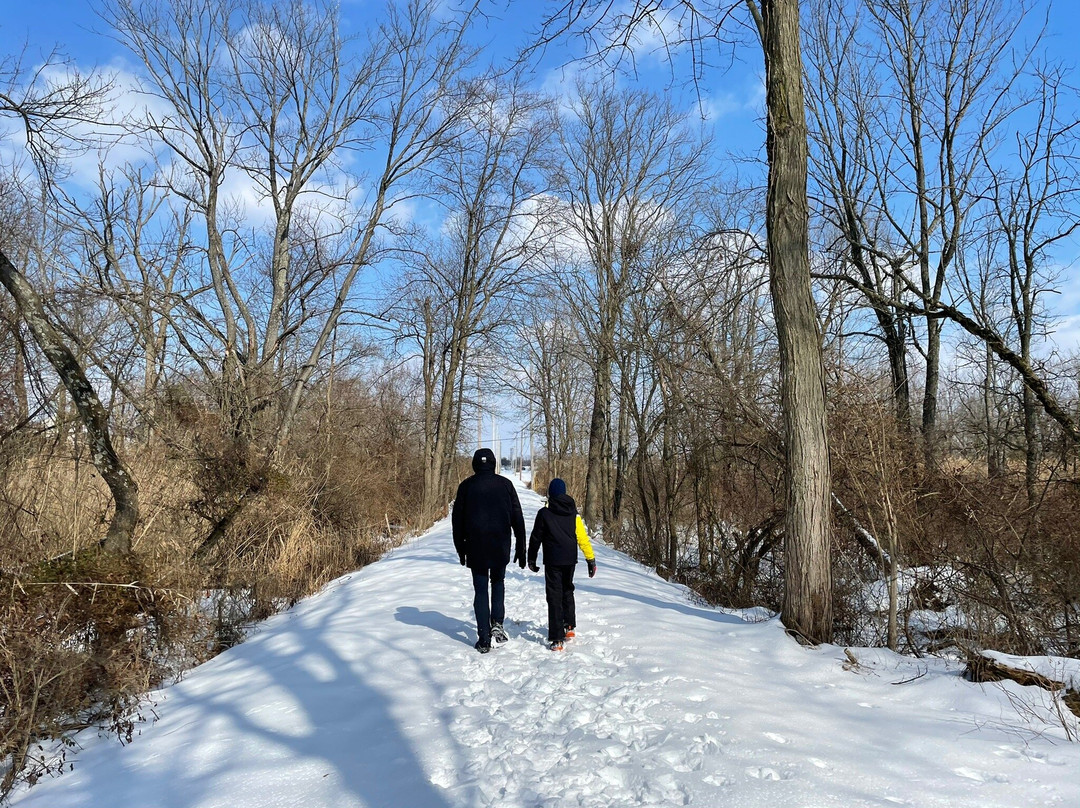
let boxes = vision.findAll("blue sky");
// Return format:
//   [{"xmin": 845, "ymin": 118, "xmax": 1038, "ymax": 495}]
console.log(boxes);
[
  {"xmin": 4, "ymin": 0, "xmax": 1076, "ymax": 244},
  {"xmin": 7, "ymin": 0, "xmax": 1076, "ymax": 207},
  {"xmin": 4, "ymin": 0, "xmax": 1077, "ymax": 156},
  {"xmin": 0, "ymin": 1, "xmax": 769, "ymax": 151},
  {"xmin": 2, "ymin": 0, "xmax": 1079, "ymax": 445}
]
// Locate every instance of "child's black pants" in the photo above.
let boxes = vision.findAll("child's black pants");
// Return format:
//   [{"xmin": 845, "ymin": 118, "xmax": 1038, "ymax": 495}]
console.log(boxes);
[{"xmin": 544, "ymin": 563, "xmax": 576, "ymax": 642}]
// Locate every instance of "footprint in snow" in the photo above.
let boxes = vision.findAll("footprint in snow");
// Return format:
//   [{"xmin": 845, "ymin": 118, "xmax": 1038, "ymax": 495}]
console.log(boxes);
[
  {"xmin": 992, "ymin": 744, "xmax": 1058, "ymax": 767},
  {"xmin": 703, "ymin": 773, "xmax": 734, "ymax": 787},
  {"xmin": 953, "ymin": 767, "xmax": 985, "ymax": 782},
  {"xmin": 428, "ymin": 769, "xmax": 455, "ymax": 789},
  {"xmin": 955, "ymin": 767, "xmax": 1010, "ymax": 784},
  {"xmin": 658, "ymin": 747, "xmax": 703, "ymax": 772},
  {"xmin": 745, "ymin": 766, "xmax": 783, "ymax": 781}
]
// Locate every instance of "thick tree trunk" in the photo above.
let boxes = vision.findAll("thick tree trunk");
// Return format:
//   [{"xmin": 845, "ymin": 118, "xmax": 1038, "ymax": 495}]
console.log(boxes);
[
  {"xmin": 583, "ymin": 357, "xmax": 610, "ymax": 530},
  {"xmin": 922, "ymin": 317, "xmax": 942, "ymax": 467},
  {"xmin": 756, "ymin": 0, "xmax": 833, "ymax": 644},
  {"xmin": 984, "ymin": 344, "xmax": 1004, "ymax": 478},
  {"xmin": 11, "ymin": 319, "xmax": 29, "ymax": 421},
  {"xmin": 612, "ymin": 378, "xmax": 630, "ymax": 523},
  {"xmin": 0, "ymin": 248, "xmax": 139, "ymax": 554}
]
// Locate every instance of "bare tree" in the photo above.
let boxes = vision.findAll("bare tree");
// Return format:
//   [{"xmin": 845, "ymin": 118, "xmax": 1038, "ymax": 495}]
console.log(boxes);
[
  {"xmin": 811, "ymin": 46, "xmax": 1080, "ymax": 454},
  {"xmin": 103, "ymin": 0, "xmax": 482, "ymax": 553},
  {"xmin": 391, "ymin": 75, "xmax": 554, "ymax": 521},
  {"xmin": 747, "ymin": 0, "xmax": 833, "ymax": 642},
  {"xmin": 105, "ymin": 0, "xmax": 479, "ymax": 448},
  {"xmin": 535, "ymin": 0, "xmax": 834, "ymax": 641},
  {"xmin": 549, "ymin": 78, "xmax": 709, "ymax": 532},
  {"xmin": 76, "ymin": 165, "xmax": 194, "ymax": 438},
  {"xmin": 804, "ymin": 0, "xmax": 913, "ymax": 429},
  {"xmin": 0, "ymin": 50, "xmax": 139, "ymax": 554},
  {"xmin": 509, "ymin": 283, "xmax": 593, "ymax": 493},
  {"xmin": 807, "ymin": 0, "xmax": 1034, "ymax": 466},
  {"xmin": 979, "ymin": 69, "xmax": 1080, "ymax": 501}
]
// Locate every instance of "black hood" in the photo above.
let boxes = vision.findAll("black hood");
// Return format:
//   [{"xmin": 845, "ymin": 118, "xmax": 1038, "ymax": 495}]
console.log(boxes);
[
  {"xmin": 548, "ymin": 492, "xmax": 577, "ymax": 516},
  {"xmin": 472, "ymin": 448, "xmax": 497, "ymax": 474}
]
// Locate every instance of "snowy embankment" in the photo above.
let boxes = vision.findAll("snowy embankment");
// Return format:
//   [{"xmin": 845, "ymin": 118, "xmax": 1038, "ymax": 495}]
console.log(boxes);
[{"xmin": 11, "ymin": 479, "xmax": 1079, "ymax": 808}]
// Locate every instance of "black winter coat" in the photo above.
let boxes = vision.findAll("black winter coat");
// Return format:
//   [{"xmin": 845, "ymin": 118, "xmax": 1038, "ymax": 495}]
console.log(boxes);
[
  {"xmin": 527, "ymin": 493, "xmax": 582, "ymax": 567},
  {"xmin": 452, "ymin": 448, "xmax": 526, "ymax": 570}
]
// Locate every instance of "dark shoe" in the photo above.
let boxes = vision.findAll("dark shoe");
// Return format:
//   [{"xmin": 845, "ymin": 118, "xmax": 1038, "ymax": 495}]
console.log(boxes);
[
  {"xmin": 491, "ymin": 622, "xmax": 508, "ymax": 644},
  {"xmin": 474, "ymin": 639, "xmax": 491, "ymax": 654},
  {"xmin": 550, "ymin": 640, "xmax": 565, "ymax": 651},
  {"xmin": 564, "ymin": 626, "xmax": 575, "ymax": 638}
]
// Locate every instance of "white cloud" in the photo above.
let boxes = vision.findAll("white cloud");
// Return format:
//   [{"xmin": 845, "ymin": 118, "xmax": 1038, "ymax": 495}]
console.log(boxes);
[
  {"xmin": 1048, "ymin": 313, "xmax": 1080, "ymax": 358},
  {"xmin": 1043, "ymin": 272, "xmax": 1080, "ymax": 358},
  {"xmin": 31, "ymin": 62, "xmax": 169, "ymax": 186},
  {"xmin": 619, "ymin": 4, "xmax": 686, "ymax": 65},
  {"xmin": 698, "ymin": 72, "xmax": 765, "ymax": 122}
]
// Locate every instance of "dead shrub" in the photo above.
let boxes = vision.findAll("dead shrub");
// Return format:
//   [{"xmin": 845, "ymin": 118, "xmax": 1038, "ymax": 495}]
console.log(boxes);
[
  {"xmin": 0, "ymin": 368, "xmax": 426, "ymax": 796},
  {"xmin": 828, "ymin": 378, "xmax": 1080, "ymax": 657},
  {"xmin": 0, "ymin": 551, "xmax": 195, "ymax": 799}
]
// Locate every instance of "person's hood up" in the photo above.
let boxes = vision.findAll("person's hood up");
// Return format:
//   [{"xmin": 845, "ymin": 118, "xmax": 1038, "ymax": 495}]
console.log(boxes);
[
  {"xmin": 472, "ymin": 448, "xmax": 497, "ymax": 474},
  {"xmin": 548, "ymin": 492, "xmax": 577, "ymax": 516}
]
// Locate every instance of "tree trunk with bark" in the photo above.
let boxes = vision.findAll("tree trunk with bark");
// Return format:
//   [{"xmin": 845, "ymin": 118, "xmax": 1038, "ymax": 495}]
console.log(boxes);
[
  {"xmin": 0, "ymin": 247, "xmax": 139, "ymax": 554},
  {"xmin": 583, "ymin": 357, "xmax": 611, "ymax": 529},
  {"xmin": 754, "ymin": 0, "xmax": 833, "ymax": 644}
]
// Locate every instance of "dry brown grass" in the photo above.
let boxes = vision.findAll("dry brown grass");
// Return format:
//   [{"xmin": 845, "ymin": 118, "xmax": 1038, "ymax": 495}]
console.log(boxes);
[
  {"xmin": 828, "ymin": 382, "xmax": 1080, "ymax": 657},
  {"xmin": 0, "ymin": 378, "xmax": 426, "ymax": 799}
]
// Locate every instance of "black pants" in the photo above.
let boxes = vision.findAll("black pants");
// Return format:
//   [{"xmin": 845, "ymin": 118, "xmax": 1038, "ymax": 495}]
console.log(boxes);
[
  {"xmin": 471, "ymin": 565, "xmax": 506, "ymax": 643},
  {"xmin": 544, "ymin": 564, "xmax": 577, "ymax": 642}
]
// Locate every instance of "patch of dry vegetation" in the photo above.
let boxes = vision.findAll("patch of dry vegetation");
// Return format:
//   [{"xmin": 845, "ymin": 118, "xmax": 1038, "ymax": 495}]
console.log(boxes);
[{"xmin": 0, "ymin": 374, "xmax": 425, "ymax": 798}]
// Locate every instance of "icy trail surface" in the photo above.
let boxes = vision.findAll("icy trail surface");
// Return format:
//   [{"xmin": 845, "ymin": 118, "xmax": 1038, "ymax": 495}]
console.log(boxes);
[{"xmin": 12, "ymin": 479, "xmax": 1079, "ymax": 808}]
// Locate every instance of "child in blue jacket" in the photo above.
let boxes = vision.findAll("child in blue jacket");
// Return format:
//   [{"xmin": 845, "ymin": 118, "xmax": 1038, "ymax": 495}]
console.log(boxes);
[{"xmin": 522, "ymin": 478, "xmax": 596, "ymax": 650}]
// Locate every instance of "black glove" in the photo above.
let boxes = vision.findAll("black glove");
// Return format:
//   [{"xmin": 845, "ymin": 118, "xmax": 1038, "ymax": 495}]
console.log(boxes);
[
  {"xmin": 459, "ymin": 555, "xmax": 467, "ymax": 566},
  {"xmin": 514, "ymin": 543, "xmax": 526, "ymax": 569},
  {"xmin": 587, "ymin": 559, "xmax": 596, "ymax": 578},
  {"xmin": 528, "ymin": 562, "xmax": 539, "ymax": 573}
]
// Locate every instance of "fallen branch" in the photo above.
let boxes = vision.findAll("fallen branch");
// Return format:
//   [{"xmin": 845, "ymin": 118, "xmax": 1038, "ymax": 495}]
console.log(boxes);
[
  {"xmin": 965, "ymin": 652, "xmax": 1080, "ymax": 718},
  {"xmin": 832, "ymin": 494, "xmax": 891, "ymax": 569}
]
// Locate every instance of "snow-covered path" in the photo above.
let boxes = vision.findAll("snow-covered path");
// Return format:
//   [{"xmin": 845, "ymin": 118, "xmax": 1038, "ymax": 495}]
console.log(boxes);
[{"xmin": 11, "ymin": 479, "xmax": 1079, "ymax": 807}]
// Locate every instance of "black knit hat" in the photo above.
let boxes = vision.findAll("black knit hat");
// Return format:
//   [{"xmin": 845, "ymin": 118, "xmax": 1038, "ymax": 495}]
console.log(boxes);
[{"xmin": 472, "ymin": 448, "xmax": 496, "ymax": 472}]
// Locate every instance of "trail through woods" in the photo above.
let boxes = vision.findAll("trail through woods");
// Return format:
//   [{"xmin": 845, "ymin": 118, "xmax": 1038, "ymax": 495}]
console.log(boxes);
[{"xmin": 11, "ymin": 478, "xmax": 1079, "ymax": 808}]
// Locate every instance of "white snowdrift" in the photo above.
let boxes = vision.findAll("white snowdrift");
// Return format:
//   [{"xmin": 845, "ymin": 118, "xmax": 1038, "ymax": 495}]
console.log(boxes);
[
  {"xmin": 10, "ymin": 480, "xmax": 1079, "ymax": 808},
  {"xmin": 982, "ymin": 650, "xmax": 1080, "ymax": 693}
]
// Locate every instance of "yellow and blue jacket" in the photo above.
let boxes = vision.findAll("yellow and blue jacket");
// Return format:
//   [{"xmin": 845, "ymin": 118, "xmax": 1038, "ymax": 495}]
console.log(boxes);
[{"xmin": 527, "ymin": 493, "xmax": 595, "ymax": 567}]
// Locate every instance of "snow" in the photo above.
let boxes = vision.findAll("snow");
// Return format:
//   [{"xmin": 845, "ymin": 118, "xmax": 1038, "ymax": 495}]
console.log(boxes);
[
  {"xmin": 983, "ymin": 650, "xmax": 1080, "ymax": 692},
  {"xmin": 10, "ymin": 479, "xmax": 1080, "ymax": 808}
]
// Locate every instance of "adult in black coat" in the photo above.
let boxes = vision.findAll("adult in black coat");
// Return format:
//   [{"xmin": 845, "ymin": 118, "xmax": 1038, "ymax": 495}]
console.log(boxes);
[{"xmin": 452, "ymin": 447, "xmax": 526, "ymax": 652}]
